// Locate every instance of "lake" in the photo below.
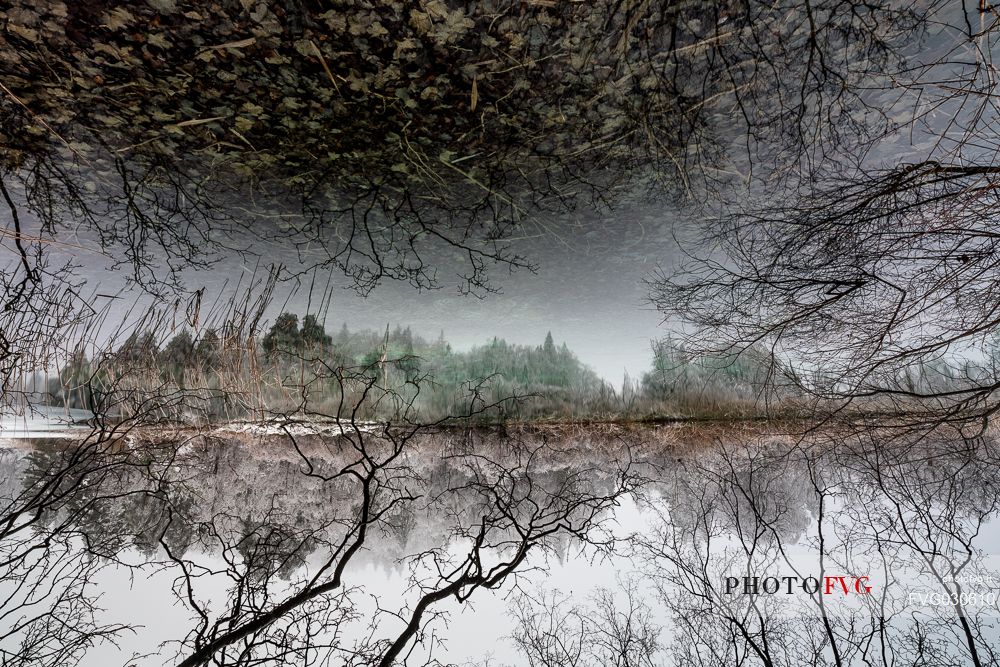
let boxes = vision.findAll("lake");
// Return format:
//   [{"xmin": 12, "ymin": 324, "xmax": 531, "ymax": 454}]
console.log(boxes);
[{"xmin": 0, "ymin": 421, "xmax": 997, "ymax": 666}]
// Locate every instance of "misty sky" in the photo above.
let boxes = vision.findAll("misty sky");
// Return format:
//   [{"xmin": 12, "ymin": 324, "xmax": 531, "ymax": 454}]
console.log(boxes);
[
  {"xmin": 54, "ymin": 195, "xmax": 687, "ymax": 385},
  {"xmin": 291, "ymin": 202, "xmax": 686, "ymax": 384},
  {"xmin": 15, "ymin": 1, "xmax": 977, "ymax": 387}
]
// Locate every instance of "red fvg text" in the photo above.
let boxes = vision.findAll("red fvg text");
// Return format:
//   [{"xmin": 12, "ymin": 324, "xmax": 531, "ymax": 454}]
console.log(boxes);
[{"xmin": 723, "ymin": 576, "xmax": 872, "ymax": 595}]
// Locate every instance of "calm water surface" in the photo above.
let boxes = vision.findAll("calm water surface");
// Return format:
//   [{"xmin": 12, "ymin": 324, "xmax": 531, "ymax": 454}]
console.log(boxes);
[{"xmin": 1, "ymin": 423, "xmax": 998, "ymax": 666}]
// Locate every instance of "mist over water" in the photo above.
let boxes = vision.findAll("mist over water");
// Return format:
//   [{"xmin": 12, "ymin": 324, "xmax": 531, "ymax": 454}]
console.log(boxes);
[
  {"xmin": 3, "ymin": 424, "xmax": 999, "ymax": 666},
  {"xmin": 4, "ymin": 1, "xmax": 1000, "ymax": 665}
]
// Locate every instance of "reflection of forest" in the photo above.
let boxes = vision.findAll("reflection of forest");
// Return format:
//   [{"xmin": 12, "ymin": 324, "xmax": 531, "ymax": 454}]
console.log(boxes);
[
  {"xmin": 9, "ymin": 426, "xmax": 643, "ymax": 572},
  {"xmin": 638, "ymin": 426, "xmax": 1000, "ymax": 667},
  {"xmin": 3, "ymin": 423, "xmax": 999, "ymax": 666},
  {"xmin": 8, "ymin": 424, "xmax": 1000, "ymax": 566}
]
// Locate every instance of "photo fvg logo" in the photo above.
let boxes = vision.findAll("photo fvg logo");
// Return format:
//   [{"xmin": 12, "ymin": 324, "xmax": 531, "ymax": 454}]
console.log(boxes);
[{"xmin": 723, "ymin": 575, "xmax": 872, "ymax": 596}]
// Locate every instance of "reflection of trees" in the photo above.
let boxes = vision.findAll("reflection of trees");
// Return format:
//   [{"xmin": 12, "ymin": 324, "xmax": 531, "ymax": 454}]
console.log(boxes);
[
  {"xmin": 835, "ymin": 426, "xmax": 1000, "ymax": 667},
  {"xmin": 635, "ymin": 424, "xmax": 1000, "ymax": 667},
  {"xmin": 8, "ymin": 416, "xmax": 1000, "ymax": 665},
  {"xmin": 0, "ymin": 357, "xmax": 199, "ymax": 666},
  {"xmin": 511, "ymin": 579, "xmax": 660, "ymax": 667},
  {"xmin": 0, "ymin": 431, "xmax": 159, "ymax": 665},
  {"xmin": 152, "ymin": 422, "xmax": 641, "ymax": 666},
  {"xmin": 649, "ymin": 439, "xmax": 813, "ymax": 544},
  {"xmin": 3, "ymin": 394, "xmax": 641, "ymax": 665}
]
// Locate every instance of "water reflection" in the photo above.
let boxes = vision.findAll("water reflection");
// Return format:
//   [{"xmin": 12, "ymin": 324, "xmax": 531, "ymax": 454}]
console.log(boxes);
[{"xmin": 1, "ymin": 423, "xmax": 998, "ymax": 666}]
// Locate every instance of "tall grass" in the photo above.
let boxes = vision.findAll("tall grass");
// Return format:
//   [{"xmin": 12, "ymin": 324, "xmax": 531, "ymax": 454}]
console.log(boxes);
[{"xmin": 38, "ymin": 327, "xmax": 809, "ymax": 424}]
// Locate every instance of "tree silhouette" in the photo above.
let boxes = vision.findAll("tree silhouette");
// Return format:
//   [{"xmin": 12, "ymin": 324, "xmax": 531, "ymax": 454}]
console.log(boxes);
[
  {"xmin": 300, "ymin": 315, "xmax": 332, "ymax": 350},
  {"xmin": 0, "ymin": 0, "xmax": 939, "ymax": 310},
  {"xmin": 194, "ymin": 329, "xmax": 220, "ymax": 369},
  {"xmin": 648, "ymin": 1, "xmax": 1000, "ymax": 422},
  {"xmin": 159, "ymin": 330, "xmax": 195, "ymax": 378},
  {"xmin": 262, "ymin": 313, "xmax": 301, "ymax": 357}
]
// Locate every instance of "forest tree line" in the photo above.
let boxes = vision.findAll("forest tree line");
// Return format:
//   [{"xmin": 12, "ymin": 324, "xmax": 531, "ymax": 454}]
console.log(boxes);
[{"xmin": 45, "ymin": 313, "xmax": 794, "ymax": 421}]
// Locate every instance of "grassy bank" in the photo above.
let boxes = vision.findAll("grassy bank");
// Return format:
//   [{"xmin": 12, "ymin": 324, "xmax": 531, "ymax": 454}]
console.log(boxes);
[{"xmin": 33, "ymin": 318, "xmax": 800, "ymax": 425}]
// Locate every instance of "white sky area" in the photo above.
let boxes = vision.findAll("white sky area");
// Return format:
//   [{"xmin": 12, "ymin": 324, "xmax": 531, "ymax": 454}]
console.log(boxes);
[
  {"xmin": 45, "ymin": 199, "xmax": 689, "ymax": 385},
  {"xmin": 21, "ymin": 1, "xmax": 987, "ymax": 387},
  {"xmin": 295, "ymin": 202, "xmax": 685, "ymax": 384}
]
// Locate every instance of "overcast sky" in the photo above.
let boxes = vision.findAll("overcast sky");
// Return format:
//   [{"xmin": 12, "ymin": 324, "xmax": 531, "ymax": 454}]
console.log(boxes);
[
  {"xmin": 300, "ymin": 202, "xmax": 686, "ymax": 384},
  {"xmin": 57, "ymin": 196, "xmax": 688, "ymax": 385}
]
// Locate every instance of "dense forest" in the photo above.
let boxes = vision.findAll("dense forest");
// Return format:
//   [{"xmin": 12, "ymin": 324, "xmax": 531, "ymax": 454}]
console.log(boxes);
[{"xmin": 40, "ymin": 314, "xmax": 790, "ymax": 422}]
